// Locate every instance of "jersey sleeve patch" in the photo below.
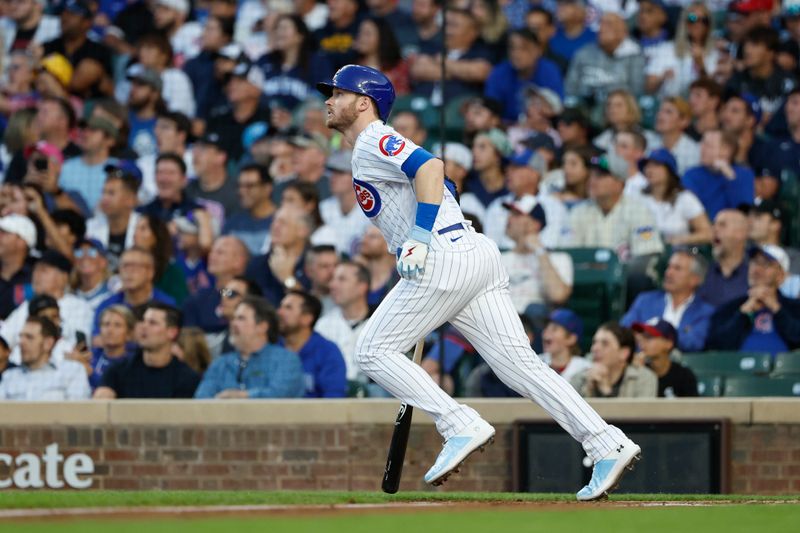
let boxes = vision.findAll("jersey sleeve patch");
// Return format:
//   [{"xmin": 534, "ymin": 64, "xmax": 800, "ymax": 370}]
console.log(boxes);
[
  {"xmin": 378, "ymin": 134, "xmax": 406, "ymax": 157},
  {"xmin": 353, "ymin": 178, "xmax": 383, "ymax": 218},
  {"xmin": 400, "ymin": 147, "xmax": 435, "ymax": 179}
]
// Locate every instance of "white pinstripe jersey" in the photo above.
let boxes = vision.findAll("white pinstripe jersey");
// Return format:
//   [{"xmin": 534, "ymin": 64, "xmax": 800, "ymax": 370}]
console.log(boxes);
[{"xmin": 351, "ymin": 121, "xmax": 466, "ymax": 253}]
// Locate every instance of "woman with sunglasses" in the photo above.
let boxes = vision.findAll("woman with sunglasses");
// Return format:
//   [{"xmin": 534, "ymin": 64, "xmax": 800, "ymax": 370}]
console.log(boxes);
[
  {"xmin": 71, "ymin": 238, "xmax": 113, "ymax": 312},
  {"xmin": 645, "ymin": 2, "xmax": 719, "ymax": 97}
]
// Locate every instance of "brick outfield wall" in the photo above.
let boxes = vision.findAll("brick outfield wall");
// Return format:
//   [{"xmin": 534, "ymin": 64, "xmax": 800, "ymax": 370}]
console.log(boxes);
[{"xmin": 1, "ymin": 423, "xmax": 798, "ymax": 493}]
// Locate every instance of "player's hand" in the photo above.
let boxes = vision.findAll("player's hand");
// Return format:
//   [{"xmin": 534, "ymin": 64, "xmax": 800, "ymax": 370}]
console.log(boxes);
[{"xmin": 397, "ymin": 239, "xmax": 428, "ymax": 281}]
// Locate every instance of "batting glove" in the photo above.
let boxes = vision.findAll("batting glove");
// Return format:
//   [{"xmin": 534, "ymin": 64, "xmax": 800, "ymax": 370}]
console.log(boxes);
[{"xmin": 397, "ymin": 226, "xmax": 431, "ymax": 281}]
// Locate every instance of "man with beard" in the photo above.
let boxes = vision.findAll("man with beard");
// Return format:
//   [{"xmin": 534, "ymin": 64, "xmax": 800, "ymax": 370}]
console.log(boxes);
[
  {"xmin": 194, "ymin": 296, "xmax": 305, "ymax": 398},
  {"xmin": 126, "ymin": 64, "xmax": 165, "ymax": 158}
]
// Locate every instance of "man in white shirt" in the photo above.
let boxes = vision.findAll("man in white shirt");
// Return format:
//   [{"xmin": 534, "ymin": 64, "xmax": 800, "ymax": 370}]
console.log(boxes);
[
  {"xmin": 317, "ymin": 150, "xmax": 370, "ymax": 257},
  {"xmin": 567, "ymin": 153, "xmax": 664, "ymax": 260},
  {"xmin": 0, "ymin": 316, "xmax": 90, "ymax": 400},
  {"xmin": 1, "ymin": 251, "xmax": 93, "ymax": 363},
  {"xmin": 314, "ymin": 260, "xmax": 371, "ymax": 382},
  {"xmin": 500, "ymin": 195, "xmax": 573, "ymax": 315},
  {"xmin": 484, "ymin": 149, "xmax": 568, "ymax": 250}
]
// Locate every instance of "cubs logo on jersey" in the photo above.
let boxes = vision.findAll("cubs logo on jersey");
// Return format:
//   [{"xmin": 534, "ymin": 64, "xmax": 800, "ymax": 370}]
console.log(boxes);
[
  {"xmin": 353, "ymin": 178, "xmax": 382, "ymax": 218},
  {"xmin": 379, "ymin": 135, "xmax": 406, "ymax": 157}
]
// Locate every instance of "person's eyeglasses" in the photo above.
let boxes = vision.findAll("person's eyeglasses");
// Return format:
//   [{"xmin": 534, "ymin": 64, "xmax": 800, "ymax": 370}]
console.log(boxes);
[
  {"xmin": 74, "ymin": 248, "xmax": 100, "ymax": 259},
  {"xmin": 220, "ymin": 288, "xmax": 242, "ymax": 299},
  {"xmin": 686, "ymin": 13, "xmax": 709, "ymax": 24}
]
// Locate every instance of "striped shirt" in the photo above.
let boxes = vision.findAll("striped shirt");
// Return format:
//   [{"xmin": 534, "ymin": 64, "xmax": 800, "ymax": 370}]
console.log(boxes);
[
  {"xmin": 0, "ymin": 360, "xmax": 90, "ymax": 400},
  {"xmin": 351, "ymin": 121, "xmax": 466, "ymax": 253}
]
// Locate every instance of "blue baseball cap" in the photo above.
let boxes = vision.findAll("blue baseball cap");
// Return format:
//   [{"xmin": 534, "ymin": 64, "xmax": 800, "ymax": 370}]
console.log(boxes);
[
  {"xmin": 508, "ymin": 149, "xmax": 548, "ymax": 175},
  {"xmin": 104, "ymin": 160, "xmax": 143, "ymax": 184},
  {"xmin": 548, "ymin": 309, "xmax": 583, "ymax": 341},
  {"xmin": 632, "ymin": 318, "xmax": 678, "ymax": 344},
  {"xmin": 76, "ymin": 237, "xmax": 108, "ymax": 258},
  {"xmin": 61, "ymin": 0, "xmax": 93, "ymax": 18},
  {"xmin": 638, "ymin": 148, "xmax": 679, "ymax": 177}
]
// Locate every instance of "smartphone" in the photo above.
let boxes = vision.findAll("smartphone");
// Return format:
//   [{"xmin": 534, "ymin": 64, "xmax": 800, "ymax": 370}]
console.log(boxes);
[{"xmin": 75, "ymin": 331, "xmax": 87, "ymax": 351}]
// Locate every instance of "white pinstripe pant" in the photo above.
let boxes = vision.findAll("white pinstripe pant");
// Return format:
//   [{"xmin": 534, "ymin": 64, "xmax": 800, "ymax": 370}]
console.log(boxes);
[{"xmin": 355, "ymin": 228, "xmax": 626, "ymax": 462}]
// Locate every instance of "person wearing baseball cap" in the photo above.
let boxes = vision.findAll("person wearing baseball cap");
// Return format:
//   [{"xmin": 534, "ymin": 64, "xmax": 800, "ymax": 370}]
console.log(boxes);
[
  {"xmin": 0, "ymin": 249, "xmax": 94, "ymax": 366},
  {"xmin": 632, "ymin": 319, "xmax": 698, "ymax": 398},
  {"xmin": 637, "ymin": 147, "xmax": 713, "ymax": 246},
  {"xmin": 485, "ymin": 148, "xmax": 566, "ymax": 251},
  {"xmin": 59, "ymin": 115, "xmax": 118, "ymax": 212},
  {"xmin": 540, "ymin": 308, "xmax": 590, "ymax": 383},
  {"xmin": 568, "ymin": 152, "xmax": 664, "ymax": 259},
  {"xmin": 747, "ymin": 200, "xmax": 800, "ymax": 279},
  {"xmin": 22, "ymin": 141, "xmax": 89, "ymax": 216},
  {"xmin": 187, "ymin": 131, "xmax": 239, "ymax": 218},
  {"xmin": 0, "ymin": 214, "xmax": 38, "ymax": 319},
  {"xmin": 706, "ymin": 243, "xmax": 800, "ymax": 355},
  {"xmin": 127, "ymin": 64, "xmax": 164, "ymax": 159},
  {"xmin": 73, "ymin": 238, "xmax": 113, "ymax": 311},
  {"xmin": 500, "ymin": 194, "xmax": 573, "ymax": 320},
  {"xmin": 206, "ymin": 58, "xmax": 271, "ymax": 162},
  {"xmin": 720, "ymin": 92, "xmax": 770, "ymax": 169}
]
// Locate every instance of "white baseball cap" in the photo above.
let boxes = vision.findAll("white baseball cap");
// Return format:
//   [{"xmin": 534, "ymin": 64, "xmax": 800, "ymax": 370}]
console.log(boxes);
[
  {"xmin": 433, "ymin": 142, "xmax": 473, "ymax": 170},
  {"xmin": 157, "ymin": 0, "xmax": 189, "ymax": 15},
  {"xmin": 0, "ymin": 214, "xmax": 37, "ymax": 248},
  {"xmin": 750, "ymin": 244, "xmax": 790, "ymax": 274}
]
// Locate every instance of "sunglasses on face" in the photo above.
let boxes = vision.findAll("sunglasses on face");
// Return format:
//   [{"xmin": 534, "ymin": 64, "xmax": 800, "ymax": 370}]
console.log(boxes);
[
  {"xmin": 219, "ymin": 288, "xmax": 242, "ymax": 299},
  {"xmin": 74, "ymin": 248, "xmax": 100, "ymax": 259},
  {"xmin": 686, "ymin": 13, "xmax": 709, "ymax": 24}
]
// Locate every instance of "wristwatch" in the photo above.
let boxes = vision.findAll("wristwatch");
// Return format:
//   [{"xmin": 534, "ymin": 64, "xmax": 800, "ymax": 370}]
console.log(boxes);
[{"xmin": 284, "ymin": 276, "xmax": 298, "ymax": 289}]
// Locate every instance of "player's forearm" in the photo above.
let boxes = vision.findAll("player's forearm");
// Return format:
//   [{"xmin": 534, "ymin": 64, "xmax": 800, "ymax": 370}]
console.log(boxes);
[{"xmin": 408, "ymin": 159, "xmax": 445, "ymax": 243}]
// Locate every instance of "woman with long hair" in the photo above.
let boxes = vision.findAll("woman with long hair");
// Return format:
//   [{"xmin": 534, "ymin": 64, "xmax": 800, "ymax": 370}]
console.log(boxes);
[
  {"xmin": 593, "ymin": 89, "xmax": 660, "ymax": 151},
  {"xmin": 646, "ymin": 2, "xmax": 719, "ymax": 97},
  {"xmin": 257, "ymin": 14, "xmax": 333, "ymax": 110},
  {"xmin": 89, "ymin": 305, "xmax": 137, "ymax": 390},
  {"xmin": 554, "ymin": 145, "xmax": 593, "ymax": 210},
  {"xmin": 133, "ymin": 214, "xmax": 189, "ymax": 304},
  {"xmin": 470, "ymin": 0, "xmax": 509, "ymax": 62},
  {"xmin": 638, "ymin": 148, "xmax": 712, "ymax": 245},
  {"xmin": 355, "ymin": 17, "xmax": 410, "ymax": 96},
  {"xmin": 172, "ymin": 327, "xmax": 212, "ymax": 374},
  {"xmin": 464, "ymin": 128, "xmax": 511, "ymax": 208}
]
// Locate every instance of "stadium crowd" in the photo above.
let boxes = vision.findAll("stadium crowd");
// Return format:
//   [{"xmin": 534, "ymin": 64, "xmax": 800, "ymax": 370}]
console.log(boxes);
[{"xmin": 0, "ymin": 0, "xmax": 798, "ymax": 401}]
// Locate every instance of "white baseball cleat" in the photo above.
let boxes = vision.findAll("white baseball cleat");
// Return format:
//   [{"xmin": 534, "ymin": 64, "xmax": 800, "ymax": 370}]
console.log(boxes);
[
  {"xmin": 424, "ymin": 418, "xmax": 496, "ymax": 486},
  {"xmin": 576, "ymin": 439, "xmax": 641, "ymax": 501}
]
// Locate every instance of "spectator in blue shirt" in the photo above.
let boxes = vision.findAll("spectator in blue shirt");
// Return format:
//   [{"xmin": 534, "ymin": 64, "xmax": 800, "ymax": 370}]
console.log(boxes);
[
  {"xmin": 484, "ymin": 29, "xmax": 564, "ymax": 123},
  {"xmin": 622, "ymin": 249, "xmax": 715, "ymax": 353},
  {"xmin": 137, "ymin": 153, "xmax": 202, "ymax": 222},
  {"xmin": 93, "ymin": 247, "xmax": 176, "ymax": 335},
  {"xmin": 222, "ymin": 164, "xmax": 276, "ymax": 255},
  {"xmin": 682, "ymin": 130, "xmax": 755, "ymax": 221},
  {"xmin": 278, "ymin": 290, "xmax": 346, "ymax": 398},
  {"xmin": 88, "ymin": 304, "xmax": 136, "ymax": 390},
  {"xmin": 245, "ymin": 205, "xmax": 312, "ymax": 306},
  {"xmin": 550, "ymin": 0, "xmax": 596, "ymax": 64},
  {"xmin": 59, "ymin": 117, "xmax": 117, "ymax": 212},
  {"xmin": 706, "ymin": 245, "xmax": 800, "ymax": 355},
  {"xmin": 697, "ymin": 209, "xmax": 750, "ymax": 308},
  {"xmin": 194, "ymin": 296, "xmax": 305, "ymax": 399}
]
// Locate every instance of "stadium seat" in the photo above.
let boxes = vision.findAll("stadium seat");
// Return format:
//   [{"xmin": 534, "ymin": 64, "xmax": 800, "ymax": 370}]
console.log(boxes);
[
  {"xmin": 347, "ymin": 380, "xmax": 369, "ymax": 398},
  {"xmin": 722, "ymin": 376, "xmax": 800, "ymax": 397},
  {"xmin": 557, "ymin": 248, "xmax": 626, "ymax": 352},
  {"xmin": 695, "ymin": 375, "xmax": 724, "ymax": 397},
  {"xmin": 772, "ymin": 351, "xmax": 800, "ymax": 377},
  {"xmin": 681, "ymin": 351, "xmax": 773, "ymax": 377}
]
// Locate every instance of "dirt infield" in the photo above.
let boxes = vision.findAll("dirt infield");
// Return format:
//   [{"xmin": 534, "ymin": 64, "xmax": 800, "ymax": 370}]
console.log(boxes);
[{"xmin": 2, "ymin": 499, "xmax": 798, "ymax": 522}]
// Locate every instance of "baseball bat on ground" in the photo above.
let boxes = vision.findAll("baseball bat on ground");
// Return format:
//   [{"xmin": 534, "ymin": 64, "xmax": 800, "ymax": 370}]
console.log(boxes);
[{"xmin": 381, "ymin": 339, "xmax": 425, "ymax": 494}]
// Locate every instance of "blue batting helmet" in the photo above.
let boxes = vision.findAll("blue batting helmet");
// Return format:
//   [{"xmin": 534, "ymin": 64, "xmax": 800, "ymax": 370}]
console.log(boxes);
[{"xmin": 316, "ymin": 65, "xmax": 396, "ymax": 123}]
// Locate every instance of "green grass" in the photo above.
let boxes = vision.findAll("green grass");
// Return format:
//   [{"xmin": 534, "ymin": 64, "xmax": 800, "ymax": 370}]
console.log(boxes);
[
  {"xmin": 0, "ymin": 490, "xmax": 798, "ymax": 509},
  {"xmin": 2, "ymin": 505, "xmax": 800, "ymax": 533}
]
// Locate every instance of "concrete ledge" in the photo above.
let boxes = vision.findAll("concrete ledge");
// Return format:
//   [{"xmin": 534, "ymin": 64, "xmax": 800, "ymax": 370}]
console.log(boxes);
[
  {"xmin": 0, "ymin": 398, "xmax": 794, "ymax": 426},
  {"xmin": 751, "ymin": 398, "xmax": 800, "ymax": 423}
]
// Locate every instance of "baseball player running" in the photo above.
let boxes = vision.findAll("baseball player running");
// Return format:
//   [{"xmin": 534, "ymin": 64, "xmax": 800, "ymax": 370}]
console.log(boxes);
[{"xmin": 317, "ymin": 65, "xmax": 640, "ymax": 500}]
